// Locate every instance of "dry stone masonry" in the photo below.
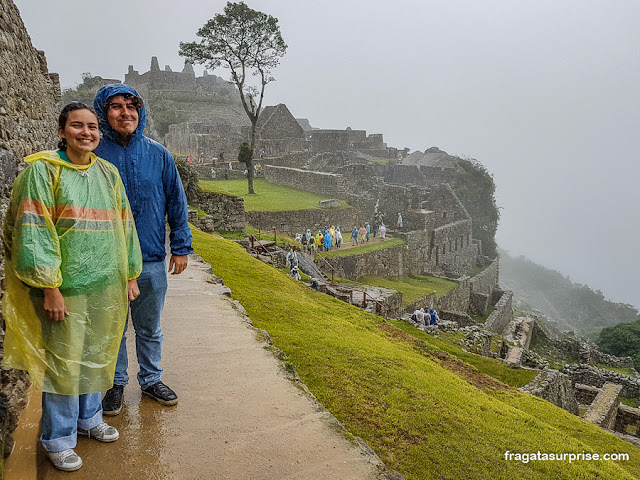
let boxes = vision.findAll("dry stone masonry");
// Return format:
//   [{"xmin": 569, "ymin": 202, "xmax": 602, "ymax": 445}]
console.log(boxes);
[{"xmin": 0, "ymin": 0, "xmax": 62, "ymax": 457}]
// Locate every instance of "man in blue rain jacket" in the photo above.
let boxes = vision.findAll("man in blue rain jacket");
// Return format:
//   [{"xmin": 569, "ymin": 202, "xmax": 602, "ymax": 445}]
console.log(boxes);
[{"xmin": 94, "ymin": 84, "xmax": 193, "ymax": 415}]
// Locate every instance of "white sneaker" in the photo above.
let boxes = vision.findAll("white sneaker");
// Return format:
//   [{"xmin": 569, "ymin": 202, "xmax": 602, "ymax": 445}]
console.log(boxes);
[
  {"xmin": 47, "ymin": 448, "xmax": 83, "ymax": 471},
  {"xmin": 78, "ymin": 422, "xmax": 119, "ymax": 442}
]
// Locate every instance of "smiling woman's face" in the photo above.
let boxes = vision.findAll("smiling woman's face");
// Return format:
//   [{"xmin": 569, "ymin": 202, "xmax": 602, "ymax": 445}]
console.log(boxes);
[{"xmin": 58, "ymin": 108, "xmax": 100, "ymax": 156}]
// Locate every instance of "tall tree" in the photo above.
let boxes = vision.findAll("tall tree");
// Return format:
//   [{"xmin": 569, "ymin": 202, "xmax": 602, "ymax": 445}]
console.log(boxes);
[{"xmin": 179, "ymin": 1, "xmax": 287, "ymax": 194}]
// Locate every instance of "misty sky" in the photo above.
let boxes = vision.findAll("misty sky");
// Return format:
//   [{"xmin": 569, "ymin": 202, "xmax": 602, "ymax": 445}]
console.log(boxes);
[{"xmin": 13, "ymin": 0, "xmax": 640, "ymax": 309}]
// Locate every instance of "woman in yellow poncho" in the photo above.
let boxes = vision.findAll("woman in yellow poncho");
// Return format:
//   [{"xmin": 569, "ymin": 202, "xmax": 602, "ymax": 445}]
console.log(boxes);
[{"xmin": 2, "ymin": 103, "xmax": 142, "ymax": 472}]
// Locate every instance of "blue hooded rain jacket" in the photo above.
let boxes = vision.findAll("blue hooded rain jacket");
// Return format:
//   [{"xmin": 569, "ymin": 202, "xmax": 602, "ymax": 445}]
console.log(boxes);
[{"xmin": 94, "ymin": 84, "xmax": 193, "ymax": 263}]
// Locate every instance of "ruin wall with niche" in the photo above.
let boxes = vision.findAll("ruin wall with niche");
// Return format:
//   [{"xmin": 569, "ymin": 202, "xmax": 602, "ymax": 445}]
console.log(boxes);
[
  {"xmin": 166, "ymin": 122, "xmax": 246, "ymax": 161},
  {"xmin": 427, "ymin": 219, "xmax": 476, "ymax": 277},
  {"xmin": 309, "ymin": 129, "xmax": 387, "ymax": 156},
  {"xmin": 0, "ymin": 0, "xmax": 62, "ymax": 457}
]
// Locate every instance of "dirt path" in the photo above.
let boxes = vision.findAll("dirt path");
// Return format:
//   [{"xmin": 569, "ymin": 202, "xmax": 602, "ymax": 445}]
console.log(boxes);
[{"xmin": 5, "ymin": 255, "xmax": 384, "ymax": 479}]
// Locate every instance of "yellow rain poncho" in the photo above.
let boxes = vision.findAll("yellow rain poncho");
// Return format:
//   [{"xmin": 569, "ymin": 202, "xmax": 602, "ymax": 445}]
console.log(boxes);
[{"xmin": 2, "ymin": 150, "xmax": 142, "ymax": 395}]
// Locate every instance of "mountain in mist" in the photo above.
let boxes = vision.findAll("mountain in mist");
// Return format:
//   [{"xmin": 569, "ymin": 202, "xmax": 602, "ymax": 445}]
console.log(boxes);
[{"xmin": 498, "ymin": 249, "xmax": 639, "ymax": 338}]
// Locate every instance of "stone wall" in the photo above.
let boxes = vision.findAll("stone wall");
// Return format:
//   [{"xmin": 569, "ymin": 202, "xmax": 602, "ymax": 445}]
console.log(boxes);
[
  {"xmin": 428, "ymin": 219, "xmax": 476, "ymax": 277},
  {"xmin": 469, "ymin": 257, "xmax": 499, "ymax": 296},
  {"xmin": 264, "ymin": 165, "xmax": 347, "ymax": 198},
  {"xmin": 583, "ymin": 349, "xmax": 635, "ymax": 370},
  {"xmin": 0, "ymin": 0, "xmax": 62, "ymax": 457},
  {"xmin": 583, "ymin": 382, "xmax": 623, "ymax": 429},
  {"xmin": 309, "ymin": 129, "xmax": 387, "ymax": 156},
  {"xmin": 422, "ymin": 184, "xmax": 470, "ymax": 227},
  {"xmin": 575, "ymin": 383, "xmax": 601, "ymax": 405},
  {"xmin": 321, "ymin": 244, "xmax": 406, "ymax": 279},
  {"xmin": 563, "ymin": 364, "xmax": 640, "ymax": 399},
  {"xmin": 246, "ymin": 208, "xmax": 360, "ymax": 236},
  {"xmin": 435, "ymin": 277, "xmax": 471, "ymax": 313},
  {"xmin": 468, "ymin": 258, "xmax": 499, "ymax": 315},
  {"xmin": 520, "ymin": 368, "xmax": 580, "ymax": 415},
  {"xmin": 0, "ymin": 2, "xmax": 60, "ymax": 161},
  {"xmin": 484, "ymin": 291, "xmax": 514, "ymax": 334},
  {"xmin": 192, "ymin": 191, "xmax": 246, "ymax": 232},
  {"xmin": 615, "ymin": 404, "xmax": 640, "ymax": 436},
  {"xmin": 166, "ymin": 121, "xmax": 246, "ymax": 160}
]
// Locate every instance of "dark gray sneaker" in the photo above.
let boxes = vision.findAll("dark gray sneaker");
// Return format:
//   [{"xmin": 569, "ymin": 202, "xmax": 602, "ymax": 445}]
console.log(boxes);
[
  {"xmin": 141, "ymin": 381, "xmax": 178, "ymax": 406},
  {"xmin": 78, "ymin": 422, "xmax": 119, "ymax": 442},
  {"xmin": 102, "ymin": 385, "xmax": 124, "ymax": 416}
]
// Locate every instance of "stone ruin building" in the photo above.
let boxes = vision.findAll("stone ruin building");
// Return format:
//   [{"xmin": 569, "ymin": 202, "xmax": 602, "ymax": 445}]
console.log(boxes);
[
  {"xmin": 124, "ymin": 55, "xmax": 236, "ymax": 101},
  {"xmin": 165, "ymin": 103, "xmax": 305, "ymax": 161},
  {"xmin": 0, "ymin": 0, "xmax": 62, "ymax": 457}
]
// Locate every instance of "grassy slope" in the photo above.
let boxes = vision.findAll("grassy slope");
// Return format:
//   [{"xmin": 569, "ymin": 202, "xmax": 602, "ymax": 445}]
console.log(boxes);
[
  {"xmin": 192, "ymin": 227, "xmax": 640, "ymax": 480},
  {"xmin": 359, "ymin": 274, "xmax": 458, "ymax": 304},
  {"xmin": 199, "ymin": 179, "xmax": 349, "ymax": 211}
]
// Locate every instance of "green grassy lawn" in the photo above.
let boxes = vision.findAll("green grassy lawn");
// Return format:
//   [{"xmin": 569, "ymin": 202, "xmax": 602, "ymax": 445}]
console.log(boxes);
[
  {"xmin": 318, "ymin": 238, "xmax": 405, "ymax": 257},
  {"xmin": 199, "ymin": 179, "xmax": 350, "ymax": 212},
  {"xmin": 356, "ymin": 274, "xmax": 458, "ymax": 305},
  {"xmin": 192, "ymin": 226, "xmax": 640, "ymax": 480}
]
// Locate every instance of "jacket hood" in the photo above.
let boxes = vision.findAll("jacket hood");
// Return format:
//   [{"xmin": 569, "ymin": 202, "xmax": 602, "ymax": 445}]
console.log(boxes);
[
  {"xmin": 25, "ymin": 150, "xmax": 97, "ymax": 170},
  {"xmin": 93, "ymin": 84, "xmax": 146, "ymax": 143}
]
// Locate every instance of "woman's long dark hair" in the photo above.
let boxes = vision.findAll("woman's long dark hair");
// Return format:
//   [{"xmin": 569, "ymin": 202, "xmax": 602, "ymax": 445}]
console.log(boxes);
[{"xmin": 57, "ymin": 102, "xmax": 98, "ymax": 150}]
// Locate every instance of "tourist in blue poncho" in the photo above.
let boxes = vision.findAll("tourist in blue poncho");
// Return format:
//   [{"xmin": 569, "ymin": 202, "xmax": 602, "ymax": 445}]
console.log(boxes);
[
  {"xmin": 323, "ymin": 229, "xmax": 332, "ymax": 250},
  {"xmin": 94, "ymin": 84, "xmax": 193, "ymax": 416}
]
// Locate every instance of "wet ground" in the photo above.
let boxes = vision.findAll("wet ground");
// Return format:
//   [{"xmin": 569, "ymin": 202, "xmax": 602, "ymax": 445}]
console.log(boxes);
[{"xmin": 5, "ymin": 255, "xmax": 381, "ymax": 479}]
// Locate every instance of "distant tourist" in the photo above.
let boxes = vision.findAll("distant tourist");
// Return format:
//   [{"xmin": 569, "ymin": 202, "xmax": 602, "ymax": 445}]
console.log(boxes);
[
  {"xmin": 359, "ymin": 225, "xmax": 367, "ymax": 244},
  {"xmin": 379, "ymin": 223, "xmax": 387, "ymax": 239},
  {"xmin": 351, "ymin": 226, "xmax": 359, "ymax": 245},
  {"xmin": 286, "ymin": 246, "xmax": 301, "ymax": 280},
  {"xmin": 335, "ymin": 227, "xmax": 343, "ymax": 249},
  {"xmin": 365, "ymin": 222, "xmax": 371, "ymax": 241},
  {"xmin": 229, "ymin": 161, "xmax": 232, "ymax": 170},
  {"xmin": 397, "ymin": 212, "xmax": 403, "ymax": 231},
  {"xmin": 323, "ymin": 228, "xmax": 332, "ymax": 251},
  {"xmin": 429, "ymin": 309, "xmax": 439, "ymax": 325},
  {"xmin": 373, "ymin": 221, "xmax": 379, "ymax": 238}
]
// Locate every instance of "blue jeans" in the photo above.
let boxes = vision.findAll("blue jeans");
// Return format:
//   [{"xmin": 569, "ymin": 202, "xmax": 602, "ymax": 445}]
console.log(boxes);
[
  {"xmin": 40, "ymin": 392, "xmax": 102, "ymax": 452},
  {"xmin": 114, "ymin": 261, "xmax": 167, "ymax": 388}
]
